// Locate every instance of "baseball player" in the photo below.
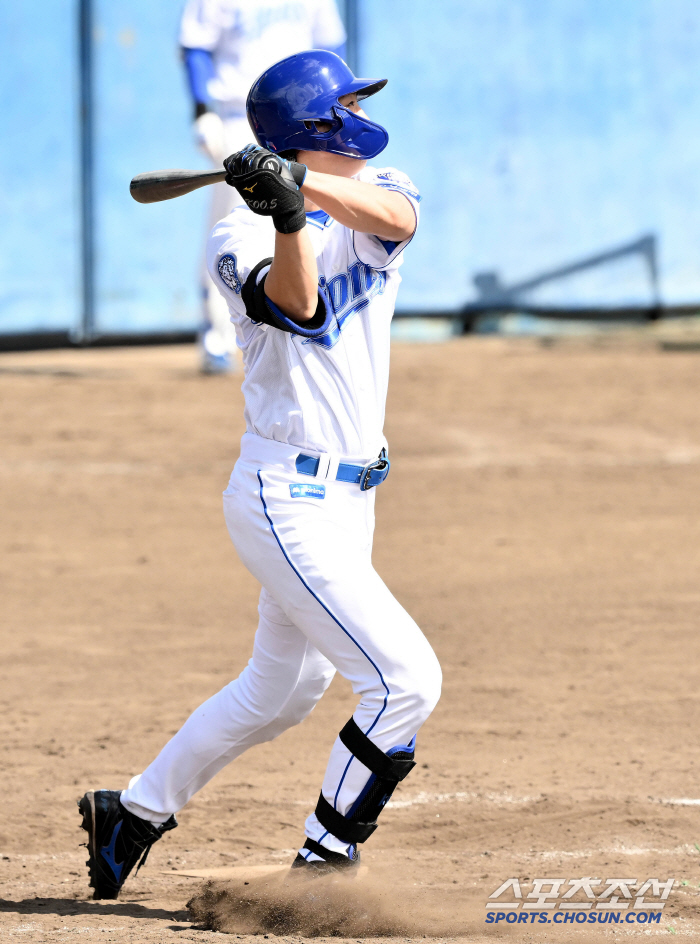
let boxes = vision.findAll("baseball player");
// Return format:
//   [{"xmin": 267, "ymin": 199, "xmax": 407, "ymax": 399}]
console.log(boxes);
[
  {"xmin": 79, "ymin": 50, "xmax": 441, "ymax": 899},
  {"xmin": 180, "ymin": 0, "xmax": 346, "ymax": 373}
]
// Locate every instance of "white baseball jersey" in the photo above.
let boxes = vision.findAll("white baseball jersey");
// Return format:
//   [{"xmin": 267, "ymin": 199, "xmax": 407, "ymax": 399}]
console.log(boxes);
[
  {"xmin": 180, "ymin": 0, "xmax": 346, "ymax": 114},
  {"xmin": 206, "ymin": 166, "xmax": 421, "ymax": 461}
]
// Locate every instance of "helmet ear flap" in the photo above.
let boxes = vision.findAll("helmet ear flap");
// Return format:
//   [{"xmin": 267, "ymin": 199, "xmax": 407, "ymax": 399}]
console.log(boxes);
[{"xmin": 303, "ymin": 108, "xmax": 344, "ymax": 137}]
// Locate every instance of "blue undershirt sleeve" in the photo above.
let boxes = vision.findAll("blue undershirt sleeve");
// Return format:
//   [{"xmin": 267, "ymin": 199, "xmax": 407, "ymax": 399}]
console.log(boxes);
[{"xmin": 182, "ymin": 47, "xmax": 215, "ymax": 106}]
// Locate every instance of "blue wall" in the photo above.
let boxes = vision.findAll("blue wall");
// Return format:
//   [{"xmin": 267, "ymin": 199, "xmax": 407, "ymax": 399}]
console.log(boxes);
[
  {"xmin": 93, "ymin": 1, "xmax": 207, "ymax": 334},
  {"xmin": 0, "ymin": 0, "xmax": 208, "ymax": 339},
  {"xmin": 362, "ymin": 0, "xmax": 700, "ymax": 310},
  {"xmin": 0, "ymin": 2, "xmax": 80, "ymax": 333},
  {"xmin": 2, "ymin": 1, "xmax": 700, "ymax": 336}
]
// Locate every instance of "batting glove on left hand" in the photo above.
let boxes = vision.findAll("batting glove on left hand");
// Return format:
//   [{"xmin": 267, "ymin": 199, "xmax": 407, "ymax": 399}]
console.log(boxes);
[{"xmin": 224, "ymin": 145, "xmax": 308, "ymax": 234}]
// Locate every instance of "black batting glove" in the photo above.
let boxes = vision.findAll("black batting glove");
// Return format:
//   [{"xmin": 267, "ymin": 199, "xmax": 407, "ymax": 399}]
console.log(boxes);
[{"xmin": 224, "ymin": 145, "xmax": 308, "ymax": 234}]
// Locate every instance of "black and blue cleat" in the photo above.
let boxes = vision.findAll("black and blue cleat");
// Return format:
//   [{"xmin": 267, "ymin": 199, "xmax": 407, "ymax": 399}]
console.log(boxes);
[{"xmin": 78, "ymin": 789, "xmax": 177, "ymax": 900}]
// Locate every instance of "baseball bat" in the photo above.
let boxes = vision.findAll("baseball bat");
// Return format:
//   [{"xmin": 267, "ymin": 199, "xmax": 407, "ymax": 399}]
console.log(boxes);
[{"xmin": 129, "ymin": 167, "xmax": 227, "ymax": 204}]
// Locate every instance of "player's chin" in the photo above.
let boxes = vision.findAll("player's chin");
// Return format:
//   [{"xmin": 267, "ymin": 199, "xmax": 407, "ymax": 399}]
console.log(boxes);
[{"xmin": 297, "ymin": 149, "xmax": 366, "ymax": 177}]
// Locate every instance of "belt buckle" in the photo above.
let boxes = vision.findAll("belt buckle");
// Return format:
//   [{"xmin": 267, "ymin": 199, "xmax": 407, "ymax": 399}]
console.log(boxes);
[{"xmin": 359, "ymin": 448, "xmax": 390, "ymax": 491}]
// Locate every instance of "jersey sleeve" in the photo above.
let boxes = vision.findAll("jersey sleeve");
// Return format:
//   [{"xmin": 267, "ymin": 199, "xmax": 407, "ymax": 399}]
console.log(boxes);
[
  {"xmin": 206, "ymin": 211, "xmax": 274, "ymax": 325},
  {"xmin": 352, "ymin": 167, "xmax": 421, "ymax": 271},
  {"xmin": 179, "ymin": 0, "xmax": 224, "ymax": 52},
  {"xmin": 311, "ymin": 0, "xmax": 347, "ymax": 50},
  {"xmin": 206, "ymin": 210, "xmax": 332, "ymax": 340}
]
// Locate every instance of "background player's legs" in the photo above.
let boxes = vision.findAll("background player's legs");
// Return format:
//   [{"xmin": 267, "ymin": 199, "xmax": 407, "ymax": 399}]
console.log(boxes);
[
  {"xmin": 201, "ymin": 272, "xmax": 240, "ymax": 374},
  {"xmin": 199, "ymin": 114, "xmax": 251, "ymax": 374},
  {"xmin": 225, "ymin": 464, "xmax": 442, "ymax": 857},
  {"xmin": 121, "ymin": 587, "xmax": 335, "ymax": 823}
]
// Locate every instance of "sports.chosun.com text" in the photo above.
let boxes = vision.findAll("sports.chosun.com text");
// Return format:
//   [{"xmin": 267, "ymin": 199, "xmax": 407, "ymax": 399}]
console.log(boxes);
[{"xmin": 485, "ymin": 910, "xmax": 661, "ymax": 925}]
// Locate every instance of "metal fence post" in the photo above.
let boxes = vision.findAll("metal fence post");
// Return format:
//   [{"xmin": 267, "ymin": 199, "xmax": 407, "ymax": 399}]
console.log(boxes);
[
  {"xmin": 343, "ymin": 0, "xmax": 359, "ymax": 72},
  {"xmin": 78, "ymin": 0, "xmax": 95, "ymax": 342}
]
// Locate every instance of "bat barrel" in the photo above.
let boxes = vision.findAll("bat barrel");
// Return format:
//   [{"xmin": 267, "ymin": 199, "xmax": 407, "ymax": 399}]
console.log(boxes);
[{"xmin": 129, "ymin": 168, "xmax": 228, "ymax": 203}]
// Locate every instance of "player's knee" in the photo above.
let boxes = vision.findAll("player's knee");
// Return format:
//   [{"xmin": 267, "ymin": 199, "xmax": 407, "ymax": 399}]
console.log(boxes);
[
  {"xmin": 413, "ymin": 656, "xmax": 442, "ymax": 721},
  {"xmin": 274, "ymin": 697, "xmax": 312, "ymax": 728},
  {"xmin": 394, "ymin": 650, "xmax": 442, "ymax": 726},
  {"xmin": 426, "ymin": 657, "xmax": 443, "ymax": 711},
  {"xmin": 277, "ymin": 689, "xmax": 324, "ymax": 727},
  {"xmin": 276, "ymin": 665, "xmax": 335, "ymax": 727}
]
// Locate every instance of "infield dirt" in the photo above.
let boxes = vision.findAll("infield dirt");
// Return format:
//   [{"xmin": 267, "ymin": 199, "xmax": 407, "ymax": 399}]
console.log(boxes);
[{"xmin": 2, "ymin": 335, "xmax": 700, "ymax": 942}]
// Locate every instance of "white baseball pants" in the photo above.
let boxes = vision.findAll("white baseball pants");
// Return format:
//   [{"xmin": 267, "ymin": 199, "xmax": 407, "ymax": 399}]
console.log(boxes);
[{"xmin": 121, "ymin": 433, "xmax": 442, "ymax": 856}]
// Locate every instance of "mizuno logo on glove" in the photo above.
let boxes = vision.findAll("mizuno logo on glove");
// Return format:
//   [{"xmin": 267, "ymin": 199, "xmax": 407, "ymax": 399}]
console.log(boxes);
[{"xmin": 223, "ymin": 145, "xmax": 308, "ymax": 234}]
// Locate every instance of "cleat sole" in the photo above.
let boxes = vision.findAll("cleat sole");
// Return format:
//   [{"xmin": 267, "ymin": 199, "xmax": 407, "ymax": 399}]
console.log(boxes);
[{"xmin": 78, "ymin": 791, "xmax": 99, "ymax": 896}]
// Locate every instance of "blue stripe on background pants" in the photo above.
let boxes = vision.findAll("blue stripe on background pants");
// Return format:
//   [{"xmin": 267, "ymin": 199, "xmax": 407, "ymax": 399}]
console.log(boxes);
[{"xmin": 121, "ymin": 432, "xmax": 442, "ymax": 857}]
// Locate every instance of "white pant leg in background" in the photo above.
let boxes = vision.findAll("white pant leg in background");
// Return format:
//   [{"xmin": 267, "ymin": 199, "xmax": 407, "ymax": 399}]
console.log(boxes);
[
  {"xmin": 200, "ymin": 114, "xmax": 252, "ymax": 369},
  {"xmin": 121, "ymin": 587, "xmax": 335, "ymax": 822}
]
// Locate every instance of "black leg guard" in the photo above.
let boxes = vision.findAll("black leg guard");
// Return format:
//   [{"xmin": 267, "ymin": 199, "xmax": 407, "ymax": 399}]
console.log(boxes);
[{"xmin": 314, "ymin": 718, "xmax": 416, "ymax": 845}]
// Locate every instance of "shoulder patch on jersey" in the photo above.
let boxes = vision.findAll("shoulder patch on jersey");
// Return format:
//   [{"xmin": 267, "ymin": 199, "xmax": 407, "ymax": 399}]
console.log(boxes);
[
  {"xmin": 374, "ymin": 171, "xmax": 421, "ymax": 202},
  {"xmin": 375, "ymin": 170, "xmax": 405, "ymax": 184},
  {"xmin": 218, "ymin": 254, "xmax": 242, "ymax": 294}
]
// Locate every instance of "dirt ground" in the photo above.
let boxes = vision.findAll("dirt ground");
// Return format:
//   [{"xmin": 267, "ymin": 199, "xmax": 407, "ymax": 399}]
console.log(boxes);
[{"xmin": 2, "ymin": 333, "xmax": 700, "ymax": 943}]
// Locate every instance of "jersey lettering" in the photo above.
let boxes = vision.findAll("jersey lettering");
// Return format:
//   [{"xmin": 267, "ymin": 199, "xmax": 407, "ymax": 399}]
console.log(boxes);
[
  {"xmin": 304, "ymin": 262, "xmax": 386, "ymax": 349},
  {"xmin": 244, "ymin": 4, "xmax": 308, "ymax": 42}
]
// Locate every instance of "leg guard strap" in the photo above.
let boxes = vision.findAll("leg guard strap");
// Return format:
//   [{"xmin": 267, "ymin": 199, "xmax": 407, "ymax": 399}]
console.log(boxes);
[
  {"xmin": 314, "ymin": 717, "xmax": 417, "ymax": 845},
  {"xmin": 302, "ymin": 837, "xmax": 359, "ymax": 865},
  {"xmin": 339, "ymin": 718, "xmax": 416, "ymax": 780},
  {"xmin": 315, "ymin": 793, "xmax": 377, "ymax": 843}
]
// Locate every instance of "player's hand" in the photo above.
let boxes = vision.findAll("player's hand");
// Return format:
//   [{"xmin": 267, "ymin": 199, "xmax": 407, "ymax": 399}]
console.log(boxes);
[
  {"xmin": 225, "ymin": 144, "xmax": 307, "ymax": 186},
  {"xmin": 193, "ymin": 112, "xmax": 226, "ymax": 164},
  {"xmin": 223, "ymin": 145, "xmax": 308, "ymax": 234}
]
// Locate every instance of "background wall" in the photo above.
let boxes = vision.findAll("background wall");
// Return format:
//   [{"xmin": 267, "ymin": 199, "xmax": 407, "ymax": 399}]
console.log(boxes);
[
  {"xmin": 0, "ymin": 2, "xmax": 81, "ymax": 334},
  {"xmin": 92, "ymin": 1, "xmax": 207, "ymax": 334},
  {"xmin": 0, "ymin": 0, "xmax": 209, "ymax": 339},
  {"xmin": 363, "ymin": 0, "xmax": 700, "ymax": 311},
  {"xmin": 2, "ymin": 0, "xmax": 700, "ymax": 337}
]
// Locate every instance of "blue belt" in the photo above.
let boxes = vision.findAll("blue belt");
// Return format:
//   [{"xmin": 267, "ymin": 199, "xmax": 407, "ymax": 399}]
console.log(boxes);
[{"xmin": 295, "ymin": 448, "xmax": 390, "ymax": 491}]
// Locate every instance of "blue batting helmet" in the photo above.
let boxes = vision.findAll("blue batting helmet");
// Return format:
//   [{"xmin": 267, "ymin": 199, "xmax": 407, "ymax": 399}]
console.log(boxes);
[{"xmin": 246, "ymin": 50, "xmax": 388, "ymax": 161}]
